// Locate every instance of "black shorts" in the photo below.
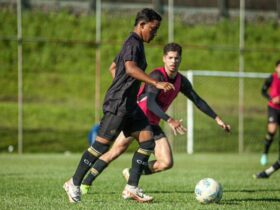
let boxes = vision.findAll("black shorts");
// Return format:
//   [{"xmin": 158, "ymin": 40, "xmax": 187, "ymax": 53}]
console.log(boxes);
[
  {"xmin": 98, "ymin": 107, "xmax": 152, "ymax": 141},
  {"xmin": 268, "ymin": 106, "xmax": 280, "ymax": 124},
  {"xmin": 151, "ymin": 125, "xmax": 166, "ymax": 141}
]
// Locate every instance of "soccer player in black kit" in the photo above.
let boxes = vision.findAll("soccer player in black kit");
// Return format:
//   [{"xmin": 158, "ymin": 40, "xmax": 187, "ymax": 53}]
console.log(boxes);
[
  {"xmin": 80, "ymin": 43, "xmax": 231, "ymax": 198},
  {"xmin": 63, "ymin": 8, "xmax": 175, "ymax": 203}
]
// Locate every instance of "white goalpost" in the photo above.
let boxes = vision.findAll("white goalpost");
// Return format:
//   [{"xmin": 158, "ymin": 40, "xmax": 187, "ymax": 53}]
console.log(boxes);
[{"xmin": 182, "ymin": 70, "xmax": 270, "ymax": 154}]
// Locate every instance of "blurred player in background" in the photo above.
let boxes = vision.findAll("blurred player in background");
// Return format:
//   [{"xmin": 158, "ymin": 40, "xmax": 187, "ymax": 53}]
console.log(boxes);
[
  {"xmin": 254, "ymin": 158, "xmax": 280, "ymax": 178},
  {"xmin": 63, "ymin": 8, "xmax": 175, "ymax": 203},
  {"xmin": 80, "ymin": 43, "xmax": 231, "ymax": 198},
  {"xmin": 259, "ymin": 60, "xmax": 280, "ymax": 166}
]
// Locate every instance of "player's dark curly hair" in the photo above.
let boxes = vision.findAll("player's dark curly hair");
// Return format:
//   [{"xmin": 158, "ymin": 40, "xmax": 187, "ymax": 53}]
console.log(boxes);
[
  {"xmin": 163, "ymin": 43, "xmax": 182, "ymax": 56},
  {"xmin": 276, "ymin": 60, "xmax": 280, "ymax": 67},
  {"xmin": 134, "ymin": 8, "xmax": 162, "ymax": 26}
]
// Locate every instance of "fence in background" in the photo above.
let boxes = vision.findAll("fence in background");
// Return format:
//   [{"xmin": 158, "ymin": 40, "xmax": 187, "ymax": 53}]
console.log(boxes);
[
  {"xmin": 183, "ymin": 70, "xmax": 269, "ymax": 154},
  {"xmin": 1, "ymin": 1, "xmax": 280, "ymax": 153}
]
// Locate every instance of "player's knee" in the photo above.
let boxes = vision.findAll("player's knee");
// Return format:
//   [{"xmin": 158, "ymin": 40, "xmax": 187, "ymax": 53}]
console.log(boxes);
[
  {"xmin": 89, "ymin": 141, "xmax": 110, "ymax": 157},
  {"xmin": 139, "ymin": 140, "xmax": 155, "ymax": 155}
]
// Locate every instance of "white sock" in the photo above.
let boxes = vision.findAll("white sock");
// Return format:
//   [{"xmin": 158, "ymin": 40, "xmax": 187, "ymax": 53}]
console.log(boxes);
[
  {"xmin": 265, "ymin": 166, "xmax": 275, "ymax": 176},
  {"xmin": 126, "ymin": 184, "xmax": 136, "ymax": 190}
]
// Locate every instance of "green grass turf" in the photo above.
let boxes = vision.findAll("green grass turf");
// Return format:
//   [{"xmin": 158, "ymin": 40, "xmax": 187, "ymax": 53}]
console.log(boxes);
[{"xmin": 0, "ymin": 153, "xmax": 279, "ymax": 210}]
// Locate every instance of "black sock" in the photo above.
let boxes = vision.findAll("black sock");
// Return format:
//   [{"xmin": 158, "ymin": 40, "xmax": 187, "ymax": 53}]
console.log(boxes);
[
  {"xmin": 143, "ymin": 162, "xmax": 153, "ymax": 175},
  {"xmin": 127, "ymin": 152, "xmax": 149, "ymax": 186},
  {"xmin": 264, "ymin": 132, "xmax": 274, "ymax": 154},
  {"xmin": 127, "ymin": 140, "xmax": 154, "ymax": 186},
  {"xmin": 72, "ymin": 142, "xmax": 109, "ymax": 186},
  {"xmin": 72, "ymin": 150, "xmax": 98, "ymax": 186},
  {"xmin": 82, "ymin": 159, "xmax": 108, "ymax": 186}
]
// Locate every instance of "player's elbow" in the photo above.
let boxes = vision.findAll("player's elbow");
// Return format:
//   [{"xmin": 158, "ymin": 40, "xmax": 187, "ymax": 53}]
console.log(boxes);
[{"xmin": 125, "ymin": 69, "xmax": 134, "ymax": 77}]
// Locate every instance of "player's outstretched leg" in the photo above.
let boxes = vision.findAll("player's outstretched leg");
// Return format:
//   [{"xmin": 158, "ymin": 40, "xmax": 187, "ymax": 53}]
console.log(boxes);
[
  {"xmin": 80, "ymin": 159, "xmax": 108, "ymax": 195},
  {"xmin": 63, "ymin": 141, "xmax": 109, "ymax": 203},
  {"xmin": 254, "ymin": 159, "xmax": 280, "ymax": 179}
]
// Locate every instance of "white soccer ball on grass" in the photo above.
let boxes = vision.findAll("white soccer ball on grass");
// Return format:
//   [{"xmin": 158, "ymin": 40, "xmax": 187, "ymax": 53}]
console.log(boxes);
[{"xmin": 194, "ymin": 178, "xmax": 223, "ymax": 204}]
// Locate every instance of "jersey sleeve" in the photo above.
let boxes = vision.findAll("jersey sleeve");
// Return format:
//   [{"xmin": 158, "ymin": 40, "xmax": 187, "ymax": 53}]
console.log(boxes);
[
  {"xmin": 145, "ymin": 70, "xmax": 170, "ymax": 121},
  {"xmin": 261, "ymin": 75, "xmax": 272, "ymax": 100},
  {"xmin": 123, "ymin": 44, "xmax": 139, "ymax": 63},
  {"xmin": 147, "ymin": 92, "xmax": 170, "ymax": 121},
  {"xmin": 145, "ymin": 70, "xmax": 164, "ymax": 94},
  {"xmin": 180, "ymin": 75, "xmax": 217, "ymax": 119}
]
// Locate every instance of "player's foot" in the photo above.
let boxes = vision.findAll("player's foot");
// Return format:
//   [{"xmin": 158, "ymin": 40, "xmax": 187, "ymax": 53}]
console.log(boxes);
[
  {"xmin": 122, "ymin": 185, "xmax": 153, "ymax": 203},
  {"xmin": 80, "ymin": 184, "xmax": 91, "ymax": 195},
  {"xmin": 260, "ymin": 153, "xmax": 268, "ymax": 165},
  {"xmin": 253, "ymin": 171, "xmax": 269, "ymax": 179},
  {"xmin": 63, "ymin": 178, "xmax": 81, "ymax": 203},
  {"xmin": 122, "ymin": 168, "xmax": 130, "ymax": 182}
]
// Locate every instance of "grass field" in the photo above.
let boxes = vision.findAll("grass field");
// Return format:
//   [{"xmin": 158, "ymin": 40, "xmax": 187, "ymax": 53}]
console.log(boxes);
[{"xmin": 1, "ymin": 153, "xmax": 279, "ymax": 210}]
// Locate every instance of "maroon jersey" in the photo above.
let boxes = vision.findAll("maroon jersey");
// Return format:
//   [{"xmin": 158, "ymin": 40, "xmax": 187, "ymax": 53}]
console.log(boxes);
[
  {"xmin": 137, "ymin": 67, "xmax": 182, "ymax": 125},
  {"xmin": 268, "ymin": 73, "xmax": 280, "ymax": 110}
]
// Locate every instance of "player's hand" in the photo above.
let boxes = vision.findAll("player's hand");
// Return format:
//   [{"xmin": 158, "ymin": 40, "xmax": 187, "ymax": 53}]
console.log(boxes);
[
  {"xmin": 215, "ymin": 116, "xmax": 231, "ymax": 133},
  {"xmin": 271, "ymin": 96, "xmax": 280, "ymax": 104},
  {"xmin": 167, "ymin": 118, "xmax": 187, "ymax": 136},
  {"xmin": 155, "ymin": 81, "xmax": 175, "ymax": 92}
]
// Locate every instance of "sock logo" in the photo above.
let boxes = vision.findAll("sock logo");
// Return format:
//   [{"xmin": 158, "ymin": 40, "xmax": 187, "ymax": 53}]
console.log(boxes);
[
  {"xmin": 136, "ymin": 159, "xmax": 148, "ymax": 166},
  {"xmin": 83, "ymin": 159, "xmax": 92, "ymax": 166}
]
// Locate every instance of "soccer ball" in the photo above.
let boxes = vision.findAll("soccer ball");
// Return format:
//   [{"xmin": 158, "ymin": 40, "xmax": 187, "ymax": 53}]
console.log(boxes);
[{"xmin": 194, "ymin": 178, "xmax": 223, "ymax": 204}]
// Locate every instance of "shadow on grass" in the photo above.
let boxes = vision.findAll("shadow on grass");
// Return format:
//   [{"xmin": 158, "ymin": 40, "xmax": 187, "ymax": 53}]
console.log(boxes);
[
  {"xmin": 89, "ymin": 190, "xmax": 195, "ymax": 195},
  {"xmin": 223, "ymin": 197, "xmax": 280, "ymax": 204},
  {"xmin": 148, "ymin": 190, "xmax": 194, "ymax": 194},
  {"xmin": 89, "ymin": 188, "xmax": 280, "ymax": 195},
  {"xmin": 224, "ymin": 189, "xmax": 280, "ymax": 193}
]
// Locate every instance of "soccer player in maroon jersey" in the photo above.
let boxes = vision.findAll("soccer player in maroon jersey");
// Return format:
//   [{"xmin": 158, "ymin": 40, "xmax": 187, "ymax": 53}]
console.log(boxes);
[
  {"xmin": 259, "ymin": 60, "xmax": 280, "ymax": 166},
  {"xmin": 63, "ymin": 8, "xmax": 175, "ymax": 203},
  {"xmin": 80, "ymin": 43, "xmax": 231, "ymax": 198}
]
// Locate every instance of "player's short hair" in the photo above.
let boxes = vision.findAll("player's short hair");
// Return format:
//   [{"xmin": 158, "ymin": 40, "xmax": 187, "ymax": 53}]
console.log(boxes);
[
  {"xmin": 163, "ymin": 43, "xmax": 182, "ymax": 56},
  {"xmin": 134, "ymin": 8, "xmax": 162, "ymax": 26},
  {"xmin": 276, "ymin": 60, "xmax": 280, "ymax": 67}
]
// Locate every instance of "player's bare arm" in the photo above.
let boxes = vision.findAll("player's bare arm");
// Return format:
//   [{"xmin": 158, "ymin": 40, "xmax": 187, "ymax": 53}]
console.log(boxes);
[{"xmin": 125, "ymin": 61, "xmax": 175, "ymax": 92}]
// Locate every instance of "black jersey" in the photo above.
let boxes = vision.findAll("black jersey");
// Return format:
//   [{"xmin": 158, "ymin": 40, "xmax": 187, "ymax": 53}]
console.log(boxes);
[{"xmin": 103, "ymin": 32, "xmax": 147, "ymax": 116}]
